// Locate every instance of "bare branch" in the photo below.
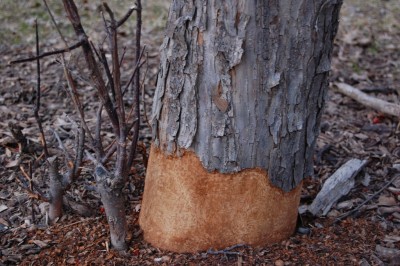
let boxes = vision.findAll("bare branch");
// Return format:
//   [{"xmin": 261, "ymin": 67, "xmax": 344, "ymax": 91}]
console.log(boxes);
[
  {"xmin": 122, "ymin": 46, "xmax": 146, "ymax": 95},
  {"xmin": 101, "ymin": 140, "xmax": 117, "ymax": 164},
  {"xmin": 72, "ymin": 125, "xmax": 85, "ymax": 179},
  {"xmin": 61, "ymin": 56, "xmax": 95, "ymax": 147},
  {"xmin": 141, "ymin": 52, "xmax": 152, "ymax": 130},
  {"xmin": 99, "ymin": 47, "xmax": 116, "ymax": 102},
  {"xmin": 95, "ymin": 104, "xmax": 104, "ymax": 160},
  {"xmin": 33, "ymin": 20, "xmax": 49, "ymax": 159},
  {"xmin": 10, "ymin": 41, "xmax": 83, "ymax": 64},
  {"xmin": 42, "ymin": 0, "xmax": 69, "ymax": 48},
  {"xmin": 62, "ymin": 0, "xmax": 119, "ymax": 130},
  {"xmin": 103, "ymin": 2, "xmax": 127, "ymax": 178},
  {"xmin": 117, "ymin": 5, "xmax": 138, "ymax": 28},
  {"xmin": 52, "ymin": 129, "xmax": 73, "ymax": 165},
  {"xmin": 127, "ymin": 0, "xmax": 142, "ymax": 171}
]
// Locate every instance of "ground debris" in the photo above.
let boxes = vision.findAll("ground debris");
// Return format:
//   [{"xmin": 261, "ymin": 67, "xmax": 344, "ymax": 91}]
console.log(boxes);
[{"xmin": 308, "ymin": 158, "xmax": 368, "ymax": 216}]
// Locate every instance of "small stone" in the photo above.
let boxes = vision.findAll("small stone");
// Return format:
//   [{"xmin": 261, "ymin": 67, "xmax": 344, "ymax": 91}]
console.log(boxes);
[
  {"xmin": 361, "ymin": 173, "xmax": 371, "ymax": 187},
  {"xmin": 66, "ymin": 257, "xmax": 76, "ymax": 264},
  {"xmin": 392, "ymin": 164, "xmax": 400, "ymax": 172},
  {"xmin": 161, "ymin": 255, "xmax": 171, "ymax": 262},
  {"xmin": 0, "ymin": 205, "xmax": 8, "ymax": 213},
  {"xmin": 327, "ymin": 209, "xmax": 340, "ymax": 218},
  {"xmin": 297, "ymin": 227, "xmax": 311, "ymax": 235},
  {"xmin": 315, "ymin": 222, "xmax": 324, "ymax": 229},
  {"xmin": 359, "ymin": 258, "xmax": 371, "ymax": 266},
  {"xmin": 275, "ymin": 259, "xmax": 284, "ymax": 266}
]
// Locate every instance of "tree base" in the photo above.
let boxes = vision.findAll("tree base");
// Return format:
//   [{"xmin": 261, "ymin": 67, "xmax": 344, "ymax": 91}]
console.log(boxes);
[{"xmin": 139, "ymin": 147, "xmax": 302, "ymax": 252}]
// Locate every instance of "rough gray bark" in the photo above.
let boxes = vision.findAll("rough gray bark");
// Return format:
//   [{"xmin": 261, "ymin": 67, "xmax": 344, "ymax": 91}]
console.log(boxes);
[{"xmin": 152, "ymin": 0, "xmax": 343, "ymax": 192}]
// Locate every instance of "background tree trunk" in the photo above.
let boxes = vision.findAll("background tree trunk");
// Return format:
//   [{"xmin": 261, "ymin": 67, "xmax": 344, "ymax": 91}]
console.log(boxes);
[{"xmin": 140, "ymin": 0, "xmax": 343, "ymax": 252}]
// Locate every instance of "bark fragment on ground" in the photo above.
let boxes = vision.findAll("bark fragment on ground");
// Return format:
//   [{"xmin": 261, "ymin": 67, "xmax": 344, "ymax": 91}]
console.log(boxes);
[{"xmin": 308, "ymin": 158, "xmax": 368, "ymax": 216}]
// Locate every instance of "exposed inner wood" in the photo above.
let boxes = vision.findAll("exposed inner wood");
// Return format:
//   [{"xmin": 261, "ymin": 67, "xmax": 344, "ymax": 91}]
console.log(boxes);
[{"xmin": 139, "ymin": 146, "xmax": 302, "ymax": 252}]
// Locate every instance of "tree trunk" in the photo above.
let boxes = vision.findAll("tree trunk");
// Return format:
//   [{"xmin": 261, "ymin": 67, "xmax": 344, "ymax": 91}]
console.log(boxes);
[{"xmin": 140, "ymin": 0, "xmax": 342, "ymax": 252}]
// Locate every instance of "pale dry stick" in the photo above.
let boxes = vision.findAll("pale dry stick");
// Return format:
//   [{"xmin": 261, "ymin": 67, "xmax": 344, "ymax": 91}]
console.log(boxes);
[
  {"xmin": 335, "ymin": 82, "xmax": 400, "ymax": 117},
  {"xmin": 59, "ymin": 217, "xmax": 100, "ymax": 229}
]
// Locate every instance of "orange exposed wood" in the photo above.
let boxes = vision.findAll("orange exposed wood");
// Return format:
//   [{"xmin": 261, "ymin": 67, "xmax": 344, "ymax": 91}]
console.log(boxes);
[{"xmin": 139, "ymin": 146, "xmax": 302, "ymax": 252}]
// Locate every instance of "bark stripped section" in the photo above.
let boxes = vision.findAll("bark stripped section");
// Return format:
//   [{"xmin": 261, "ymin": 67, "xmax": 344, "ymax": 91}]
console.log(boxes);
[{"xmin": 152, "ymin": 0, "xmax": 342, "ymax": 192}]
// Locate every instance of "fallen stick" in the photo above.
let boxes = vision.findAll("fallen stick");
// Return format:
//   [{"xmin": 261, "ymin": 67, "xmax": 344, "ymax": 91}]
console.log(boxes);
[
  {"xmin": 334, "ymin": 82, "xmax": 400, "ymax": 117},
  {"xmin": 334, "ymin": 174, "xmax": 399, "ymax": 223}
]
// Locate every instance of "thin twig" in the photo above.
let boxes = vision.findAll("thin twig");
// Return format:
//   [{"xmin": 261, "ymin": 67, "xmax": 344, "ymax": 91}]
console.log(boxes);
[
  {"xmin": 42, "ymin": 0, "xmax": 69, "ymax": 48},
  {"xmin": 334, "ymin": 174, "xmax": 399, "ymax": 223},
  {"xmin": 95, "ymin": 104, "xmax": 104, "ymax": 160},
  {"xmin": 103, "ymin": 2, "xmax": 127, "ymax": 178},
  {"xmin": 59, "ymin": 217, "xmax": 99, "ymax": 229},
  {"xmin": 29, "ymin": 161, "xmax": 36, "ymax": 223},
  {"xmin": 205, "ymin": 244, "xmax": 247, "ymax": 256},
  {"xmin": 52, "ymin": 129, "xmax": 73, "ymax": 164},
  {"xmin": 101, "ymin": 140, "xmax": 117, "ymax": 164},
  {"xmin": 122, "ymin": 46, "xmax": 146, "ymax": 95},
  {"xmin": 33, "ymin": 19, "xmax": 49, "ymax": 159},
  {"xmin": 72, "ymin": 125, "xmax": 85, "ymax": 179},
  {"xmin": 20, "ymin": 165, "xmax": 32, "ymax": 183},
  {"xmin": 61, "ymin": 55, "xmax": 95, "ymax": 146},
  {"xmin": 127, "ymin": 1, "xmax": 143, "ymax": 170},
  {"xmin": 117, "ymin": 5, "xmax": 138, "ymax": 27},
  {"xmin": 10, "ymin": 41, "xmax": 83, "ymax": 64},
  {"xmin": 51, "ymin": 125, "xmax": 83, "ymax": 184},
  {"xmin": 99, "ymin": 47, "xmax": 115, "ymax": 102},
  {"xmin": 141, "ymin": 52, "xmax": 152, "ymax": 130},
  {"xmin": 62, "ymin": 0, "xmax": 119, "ymax": 130},
  {"xmin": 15, "ymin": 173, "xmax": 49, "ymax": 202}
]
